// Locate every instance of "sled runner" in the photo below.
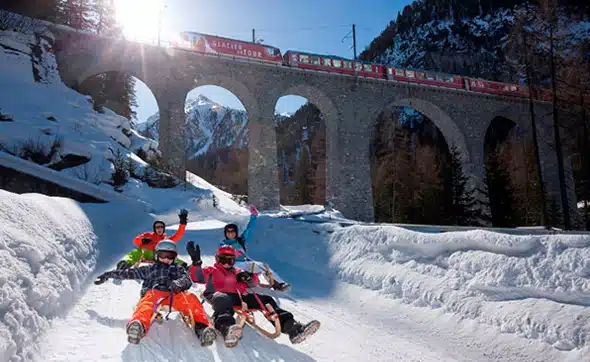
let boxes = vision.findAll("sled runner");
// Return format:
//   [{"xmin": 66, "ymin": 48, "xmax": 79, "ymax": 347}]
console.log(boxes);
[
  {"xmin": 150, "ymin": 292, "xmax": 196, "ymax": 330},
  {"xmin": 233, "ymin": 299, "xmax": 282, "ymax": 339}
]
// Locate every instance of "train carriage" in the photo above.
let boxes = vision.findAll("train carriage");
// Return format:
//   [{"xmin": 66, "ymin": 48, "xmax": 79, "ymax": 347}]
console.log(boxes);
[
  {"xmin": 386, "ymin": 67, "xmax": 464, "ymax": 89},
  {"xmin": 284, "ymin": 51, "xmax": 384, "ymax": 79},
  {"xmin": 467, "ymin": 78, "xmax": 529, "ymax": 98},
  {"xmin": 173, "ymin": 31, "xmax": 283, "ymax": 64}
]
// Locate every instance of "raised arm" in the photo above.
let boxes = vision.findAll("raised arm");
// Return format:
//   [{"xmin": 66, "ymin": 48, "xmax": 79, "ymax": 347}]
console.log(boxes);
[
  {"xmin": 94, "ymin": 265, "xmax": 151, "ymax": 285},
  {"xmin": 169, "ymin": 209, "xmax": 188, "ymax": 242},
  {"xmin": 240, "ymin": 212, "xmax": 258, "ymax": 246}
]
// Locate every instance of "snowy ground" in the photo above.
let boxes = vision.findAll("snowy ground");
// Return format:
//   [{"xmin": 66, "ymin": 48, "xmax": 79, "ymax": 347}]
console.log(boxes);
[
  {"xmin": 34, "ymin": 214, "xmax": 589, "ymax": 362},
  {"xmin": 0, "ymin": 184, "xmax": 584, "ymax": 361}
]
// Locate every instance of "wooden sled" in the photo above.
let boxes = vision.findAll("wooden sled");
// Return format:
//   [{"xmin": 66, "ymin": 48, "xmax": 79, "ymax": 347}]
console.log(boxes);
[{"xmin": 233, "ymin": 301, "xmax": 281, "ymax": 339}]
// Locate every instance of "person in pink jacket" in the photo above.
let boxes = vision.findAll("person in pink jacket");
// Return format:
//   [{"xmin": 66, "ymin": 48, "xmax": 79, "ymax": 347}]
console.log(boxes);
[{"xmin": 187, "ymin": 242, "xmax": 320, "ymax": 348}]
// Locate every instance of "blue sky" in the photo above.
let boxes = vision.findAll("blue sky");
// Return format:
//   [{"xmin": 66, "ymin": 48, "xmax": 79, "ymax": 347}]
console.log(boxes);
[{"xmin": 124, "ymin": 0, "xmax": 412, "ymax": 122}]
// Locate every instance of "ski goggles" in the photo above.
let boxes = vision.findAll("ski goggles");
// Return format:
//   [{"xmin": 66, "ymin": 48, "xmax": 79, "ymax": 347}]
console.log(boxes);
[
  {"xmin": 157, "ymin": 251, "xmax": 177, "ymax": 260},
  {"xmin": 217, "ymin": 255, "xmax": 235, "ymax": 266}
]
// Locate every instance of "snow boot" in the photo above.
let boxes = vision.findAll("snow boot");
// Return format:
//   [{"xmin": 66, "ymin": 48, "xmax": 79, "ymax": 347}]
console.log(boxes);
[
  {"xmin": 126, "ymin": 320, "xmax": 145, "ymax": 344},
  {"xmin": 195, "ymin": 323, "xmax": 217, "ymax": 347},
  {"xmin": 222, "ymin": 324, "xmax": 243, "ymax": 348},
  {"xmin": 287, "ymin": 320, "xmax": 321, "ymax": 344}
]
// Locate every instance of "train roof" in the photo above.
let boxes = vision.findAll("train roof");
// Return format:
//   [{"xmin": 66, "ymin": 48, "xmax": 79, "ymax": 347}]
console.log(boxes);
[{"xmin": 179, "ymin": 31, "xmax": 280, "ymax": 49}]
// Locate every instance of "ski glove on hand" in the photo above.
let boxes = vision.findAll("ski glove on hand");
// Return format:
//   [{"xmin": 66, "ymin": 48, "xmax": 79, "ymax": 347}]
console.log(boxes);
[
  {"xmin": 186, "ymin": 241, "xmax": 202, "ymax": 266},
  {"xmin": 178, "ymin": 209, "xmax": 188, "ymax": 225},
  {"xmin": 248, "ymin": 205, "xmax": 259, "ymax": 217},
  {"xmin": 141, "ymin": 237, "xmax": 151, "ymax": 245},
  {"xmin": 236, "ymin": 271, "xmax": 254, "ymax": 283},
  {"xmin": 169, "ymin": 279, "xmax": 184, "ymax": 292},
  {"xmin": 94, "ymin": 272, "xmax": 111, "ymax": 285}
]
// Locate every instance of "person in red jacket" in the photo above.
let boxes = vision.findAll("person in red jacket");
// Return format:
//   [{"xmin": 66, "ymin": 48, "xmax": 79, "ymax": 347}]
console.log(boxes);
[
  {"xmin": 186, "ymin": 241, "xmax": 320, "ymax": 348},
  {"xmin": 116, "ymin": 209, "xmax": 189, "ymax": 270}
]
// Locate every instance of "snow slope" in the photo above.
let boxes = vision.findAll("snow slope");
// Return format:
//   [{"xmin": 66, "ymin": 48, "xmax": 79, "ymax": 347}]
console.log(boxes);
[{"xmin": 0, "ymin": 190, "xmax": 577, "ymax": 361}]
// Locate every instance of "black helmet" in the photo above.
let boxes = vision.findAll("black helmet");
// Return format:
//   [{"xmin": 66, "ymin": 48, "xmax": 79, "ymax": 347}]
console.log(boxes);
[{"xmin": 153, "ymin": 220, "xmax": 166, "ymax": 232}]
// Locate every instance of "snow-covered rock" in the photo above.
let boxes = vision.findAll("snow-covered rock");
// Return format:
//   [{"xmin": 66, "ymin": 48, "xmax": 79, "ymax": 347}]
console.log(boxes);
[{"xmin": 0, "ymin": 21, "xmax": 183, "ymax": 195}]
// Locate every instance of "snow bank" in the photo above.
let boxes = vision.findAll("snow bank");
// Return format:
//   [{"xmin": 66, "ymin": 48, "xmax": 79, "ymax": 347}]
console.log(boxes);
[
  {"xmin": 327, "ymin": 225, "xmax": 590, "ymax": 350},
  {"xmin": 0, "ymin": 21, "xmax": 181, "ymax": 197},
  {"xmin": 0, "ymin": 190, "xmax": 98, "ymax": 361}
]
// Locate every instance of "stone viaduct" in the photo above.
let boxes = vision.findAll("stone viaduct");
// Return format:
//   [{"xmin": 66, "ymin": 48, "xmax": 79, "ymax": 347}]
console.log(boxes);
[{"xmin": 49, "ymin": 26, "xmax": 581, "ymax": 226}]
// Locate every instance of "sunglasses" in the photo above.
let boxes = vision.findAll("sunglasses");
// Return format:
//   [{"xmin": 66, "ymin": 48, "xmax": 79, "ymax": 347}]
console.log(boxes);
[{"xmin": 158, "ymin": 252, "xmax": 176, "ymax": 260}]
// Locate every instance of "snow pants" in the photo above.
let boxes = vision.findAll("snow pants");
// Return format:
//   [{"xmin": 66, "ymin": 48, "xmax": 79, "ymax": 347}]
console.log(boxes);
[
  {"xmin": 208, "ymin": 292, "xmax": 294, "ymax": 334},
  {"xmin": 130, "ymin": 290, "xmax": 210, "ymax": 333}
]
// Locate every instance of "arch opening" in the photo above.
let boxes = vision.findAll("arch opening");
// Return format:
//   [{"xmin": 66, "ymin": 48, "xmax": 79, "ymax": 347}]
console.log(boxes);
[
  {"xmin": 77, "ymin": 71, "xmax": 144, "ymax": 121},
  {"xmin": 275, "ymin": 95, "xmax": 326, "ymax": 207},
  {"xmin": 483, "ymin": 116, "xmax": 543, "ymax": 227},
  {"xmin": 371, "ymin": 106, "xmax": 463, "ymax": 225},
  {"xmin": 184, "ymin": 85, "xmax": 249, "ymax": 198}
]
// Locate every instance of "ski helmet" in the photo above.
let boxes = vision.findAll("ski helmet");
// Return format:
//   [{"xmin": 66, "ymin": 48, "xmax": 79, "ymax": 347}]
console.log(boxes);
[
  {"xmin": 215, "ymin": 245, "xmax": 236, "ymax": 267},
  {"xmin": 154, "ymin": 239, "xmax": 177, "ymax": 261},
  {"xmin": 224, "ymin": 223, "xmax": 238, "ymax": 238},
  {"xmin": 153, "ymin": 220, "xmax": 166, "ymax": 233}
]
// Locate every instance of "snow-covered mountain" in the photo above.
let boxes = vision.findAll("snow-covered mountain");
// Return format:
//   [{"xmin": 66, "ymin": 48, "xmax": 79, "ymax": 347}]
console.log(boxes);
[
  {"xmin": 360, "ymin": 2, "xmax": 590, "ymax": 83},
  {"xmin": 136, "ymin": 94, "xmax": 249, "ymax": 158}
]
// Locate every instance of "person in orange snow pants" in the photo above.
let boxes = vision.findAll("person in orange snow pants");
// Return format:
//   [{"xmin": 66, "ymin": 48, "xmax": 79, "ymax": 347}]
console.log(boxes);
[{"xmin": 94, "ymin": 240, "xmax": 217, "ymax": 346}]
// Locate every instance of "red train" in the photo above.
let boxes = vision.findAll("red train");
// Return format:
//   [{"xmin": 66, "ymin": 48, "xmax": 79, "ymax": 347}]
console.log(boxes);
[{"xmin": 171, "ymin": 31, "xmax": 574, "ymax": 104}]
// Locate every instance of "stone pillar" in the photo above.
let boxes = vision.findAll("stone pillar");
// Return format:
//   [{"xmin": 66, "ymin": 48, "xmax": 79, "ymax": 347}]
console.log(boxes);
[
  {"xmin": 158, "ymin": 96, "xmax": 186, "ymax": 179},
  {"xmin": 248, "ymin": 104, "xmax": 280, "ymax": 211},
  {"xmin": 326, "ymin": 104, "xmax": 374, "ymax": 222}
]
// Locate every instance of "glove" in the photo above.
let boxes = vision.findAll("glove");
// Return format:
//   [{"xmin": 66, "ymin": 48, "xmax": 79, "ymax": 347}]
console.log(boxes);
[
  {"xmin": 116, "ymin": 260, "xmax": 131, "ymax": 270},
  {"xmin": 248, "ymin": 205, "xmax": 259, "ymax": 217},
  {"xmin": 186, "ymin": 241, "xmax": 202, "ymax": 266},
  {"xmin": 179, "ymin": 209, "xmax": 188, "ymax": 225},
  {"xmin": 141, "ymin": 237, "xmax": 151, "ymax": 245},
  {"xmin": 236, "ymin": 271, "xmax": 253, "ymax": 283},
  {"xmin": 169, "ymin": 279, "xmax": 183, "ymax": 292},
  {"xmin": 94, "ymin": 272, "xmax": 110, "ymax": 285}
]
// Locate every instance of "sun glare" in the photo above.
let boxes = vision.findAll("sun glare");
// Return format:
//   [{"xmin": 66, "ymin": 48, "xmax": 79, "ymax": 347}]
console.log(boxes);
[{"xmin": 113, "ymin": 0, "xmax": 167, "ymax": 43}]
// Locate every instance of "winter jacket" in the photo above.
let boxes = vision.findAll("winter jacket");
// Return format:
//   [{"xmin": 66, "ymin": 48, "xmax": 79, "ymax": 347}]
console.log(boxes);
[
  {"xmin": 104, "ymin": 262, "xmax": 192, "ymax": 297},
  {"xmin": 220, "ymin": 214, "xmax": 256, "ymax": 259},
  {"xmin": 122, "ymin": 247, "xmax": 189, "ymax": 267},
  {"xmin": 189, "ymin": 262, "xmax": 260, "ymax": 295},
  {"xmin": 133, "ymin": 223, "xmax": 186, "ymax": 251}
]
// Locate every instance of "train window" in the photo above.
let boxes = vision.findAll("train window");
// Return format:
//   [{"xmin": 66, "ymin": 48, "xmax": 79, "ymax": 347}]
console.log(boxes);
[
  {"xmin": 333, "ymin": 59, "xmax": 342, "ymax": 68},
  {"xmin": 406, "ymin": 70, "xmax": 415, "ymax": 78},
  {"xmin": 299, "ymin": 54, "xmax": 309, "ymax": 63},
  {"xmin": 355, "ymin": 63, "xmax": 362, "ymax": 71},
  {"xmin": 311, "ymin": 56, "xmax": 320, "ymax": 65},
  {"xmin": 395, "ymin": 68, "xmax": 404, "ymax": 76},
  {"xmin": 426, "ymin": 72, "xmax": 436, "ymax": 80},
  {"xmin": 322, "ymin": 58, "xmax": 331, "ymax": 66},
  {"xmin": 343, "ymin": 61, "xmax": 352, "ymax": 69},
  {"xmin": 363, "ymin": 64, "xmax": 372, "ymax": 71},
  {"xmin": 416, "ymin": 72, "xmax": 426, "ymax": 79}
]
